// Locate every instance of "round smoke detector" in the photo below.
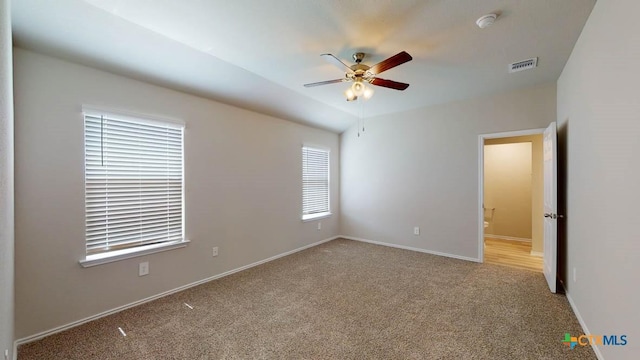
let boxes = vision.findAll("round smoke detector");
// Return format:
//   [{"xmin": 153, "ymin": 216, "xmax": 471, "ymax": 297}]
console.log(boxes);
[{"xmin": 476, "ymin": 14, "xmax": 497, "ymax": 29}]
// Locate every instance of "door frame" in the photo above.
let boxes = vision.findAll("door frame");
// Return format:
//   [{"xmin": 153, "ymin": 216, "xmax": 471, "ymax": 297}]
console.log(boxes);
[{"xmin": 477, "ymin": 127, "xmax": 546, "ymax": 262}]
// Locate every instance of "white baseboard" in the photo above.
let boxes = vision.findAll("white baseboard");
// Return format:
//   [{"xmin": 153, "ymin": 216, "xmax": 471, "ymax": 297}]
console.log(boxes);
[
  {"xmin": 14, "ymin": 235, "xmax": 340, "ymax": 348},
  {"xmin": 484, "ymin": 234, "xmax": 532, "ymax": 242},
  {"xmin": 341, "ymin": 235, "xmax": 480, "ymax": 263},
  {"xmin": 565, "ymin": 289, "xmax": 604, "ymax": 360}
]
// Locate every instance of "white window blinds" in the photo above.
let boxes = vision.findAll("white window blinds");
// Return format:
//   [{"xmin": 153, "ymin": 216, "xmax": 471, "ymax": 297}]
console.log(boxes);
[
  {"xmin": 302, "ymin": 146, "xmax": 330, "ymax": 219},
  {"xmin": 84, "ymin": 112, "xmax": 184, "ymax": 255}
]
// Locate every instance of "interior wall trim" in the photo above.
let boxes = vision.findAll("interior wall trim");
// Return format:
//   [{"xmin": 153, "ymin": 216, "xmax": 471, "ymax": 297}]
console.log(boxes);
[
  {"xmin": 565, "ymin": 288, "xmax": 604, "ymax": 360},
  {"xmin": 341, "ymin": 235, "xmax": 480, "ymax": 263},
  {"xmin": 478, "ymin": 127, "xmax": 546, "ymax": 263},
  {"xmin": 484, "ymin": 234, "xmax": 532, "ymax": 242}
]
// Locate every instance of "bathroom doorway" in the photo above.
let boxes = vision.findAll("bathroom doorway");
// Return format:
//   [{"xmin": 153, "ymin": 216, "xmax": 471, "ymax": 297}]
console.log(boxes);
[{"xmin": 478, "ymin": 129, "xmax": 544, "ymax": 272}]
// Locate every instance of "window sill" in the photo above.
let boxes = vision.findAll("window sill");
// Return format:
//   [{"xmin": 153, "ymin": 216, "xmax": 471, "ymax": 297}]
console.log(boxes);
[
  {"xmin": 302, "ymin": 212, "xmax": 332, "ymax": 222},
  {"xmin": 79, "ymin": 240, "xmax": 190, "ymax": 268}
]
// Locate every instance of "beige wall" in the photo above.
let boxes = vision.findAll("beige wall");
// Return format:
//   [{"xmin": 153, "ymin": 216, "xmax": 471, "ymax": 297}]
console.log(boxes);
[
  {"xmin": 557, "ymin": 0, "xmax": 640, "ymax": 358},
  {"xmin": 483, "ymin": 142, "xmax": 532, "ymax": 240},
  {"xmin": 0, "ymin": 0, "xmax": 14, "ymax": 357},
  {"xmin": 340, "ymin": 83, "xmax": 556, "ymax": 259},
  {"xmin": 13, "ymin": 48, "xmax": 341, "ymax": 339},
  {"xmin": 485, "ymin": 135, "xmax": 543, "ymax": 253}
]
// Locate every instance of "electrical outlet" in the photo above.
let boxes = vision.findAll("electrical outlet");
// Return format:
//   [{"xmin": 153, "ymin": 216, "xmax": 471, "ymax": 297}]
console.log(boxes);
[
  {"xmin": 317, "ymin": 222, "xmax": 322, "ymax": 230},
  {"xmin": 573, "ymin": 267, "xmax": 577, "ymax": 282},
  {"xmin": 414, "ymin": 226, "xmax": 420, "ymax": 235},
  {"xmin": 212, "ymin": 247, "xmax": 218, "ymax": 257},
  {"xmin": 138, "ymin": 262, "xmax": 149, "ymax": 276}
]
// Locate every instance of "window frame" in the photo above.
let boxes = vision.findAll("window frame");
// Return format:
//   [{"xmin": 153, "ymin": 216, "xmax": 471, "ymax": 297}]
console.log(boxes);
[
  {"xmin": 79, "ymin": 106, "xmax": 188, "ymax": 267},
  {"xmin": 301, "ymin": 145, "xmax": 331, "ymax": 222}
]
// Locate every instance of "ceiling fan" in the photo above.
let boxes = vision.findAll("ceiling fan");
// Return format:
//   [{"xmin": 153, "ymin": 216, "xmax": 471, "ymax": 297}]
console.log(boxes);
[{"xmin": 304, "ymin": 51, "xmax": 413, "ymax": 101}]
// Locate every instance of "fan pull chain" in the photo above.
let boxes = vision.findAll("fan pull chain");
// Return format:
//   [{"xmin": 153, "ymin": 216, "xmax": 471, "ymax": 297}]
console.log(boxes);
[
  {"xmin": 359, "ymin": 97, "xmax": 364, "ymax": 137},
  {"xmin": 360, "ymin": 98, "xmax": 363, "ymax": 133}
]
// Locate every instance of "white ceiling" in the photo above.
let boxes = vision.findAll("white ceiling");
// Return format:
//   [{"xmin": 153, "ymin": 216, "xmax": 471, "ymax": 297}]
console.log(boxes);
[{"xmin": 11, "ymin": 0, "xmax": 596, "ymax": 133}]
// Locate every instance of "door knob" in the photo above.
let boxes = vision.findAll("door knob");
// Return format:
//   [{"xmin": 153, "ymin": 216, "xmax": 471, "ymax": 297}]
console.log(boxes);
[{"xmin": 544, "ymin": 213, "xmax": 553, "ymax": 218}]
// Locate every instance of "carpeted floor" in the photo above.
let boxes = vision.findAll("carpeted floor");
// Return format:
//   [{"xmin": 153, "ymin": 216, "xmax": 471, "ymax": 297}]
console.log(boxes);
[{"xmin": 18, "ymin": 239, "xmax": 595, "ymax": 359}]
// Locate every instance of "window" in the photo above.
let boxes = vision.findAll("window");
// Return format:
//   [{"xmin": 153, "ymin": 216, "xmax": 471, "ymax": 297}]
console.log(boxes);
[
  {"xmin": 302, "ymin": 146, "xmax": 330, "ymax": 220},
  {"xmin": 83, "ymin": 109, "xmax": 185, "ymax": 263}
]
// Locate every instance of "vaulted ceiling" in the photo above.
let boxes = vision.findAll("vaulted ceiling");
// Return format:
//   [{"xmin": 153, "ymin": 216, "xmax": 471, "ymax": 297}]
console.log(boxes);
[{"xmin": 12, "ymin": 0, "xmax": 596, "ymax": 132}]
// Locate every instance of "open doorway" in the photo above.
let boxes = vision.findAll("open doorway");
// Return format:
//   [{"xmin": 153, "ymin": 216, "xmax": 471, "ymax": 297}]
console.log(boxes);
[{"xmin": 478, "ymin": 129, "xmax": 544, "ymax": 272}]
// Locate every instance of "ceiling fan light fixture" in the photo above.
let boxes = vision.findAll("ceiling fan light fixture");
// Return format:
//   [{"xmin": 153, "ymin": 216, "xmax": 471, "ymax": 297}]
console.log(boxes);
[
  {"xmin": 345, "ymin": 88, "xmax": 357, "ymax": 101},
  {"xmin": 351, "ymin": 81, "xmax": 366, "ymax": 97},
  {"xmin": 363, "ymin": 87, "xmax": 374, "ymax": 100}
]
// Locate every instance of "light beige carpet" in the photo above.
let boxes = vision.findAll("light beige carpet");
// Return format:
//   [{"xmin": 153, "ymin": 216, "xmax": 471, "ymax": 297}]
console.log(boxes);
[{"xmin": 19, "ymin": 239, "xmax": 595, "ymax": 359}]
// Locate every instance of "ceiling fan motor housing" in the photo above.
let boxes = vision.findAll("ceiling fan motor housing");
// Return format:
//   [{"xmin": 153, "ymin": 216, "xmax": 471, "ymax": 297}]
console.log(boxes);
[{"xmin": 349, "ymin": 54, "xmax": 371, "ymax": 81}]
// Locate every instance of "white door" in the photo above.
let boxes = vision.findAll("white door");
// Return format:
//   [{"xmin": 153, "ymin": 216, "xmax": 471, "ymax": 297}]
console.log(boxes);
[{"xmin": 543, "ymin": 122, "xmax": 558, "ymax": 293}]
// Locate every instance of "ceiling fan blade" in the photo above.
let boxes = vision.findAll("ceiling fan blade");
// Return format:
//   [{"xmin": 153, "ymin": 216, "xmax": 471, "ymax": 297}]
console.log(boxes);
[
  {"xmin": 303, "ymin": 79, "xmax": 348, "ymax": 87},
  {"xmin": 368, "ymin": 51, "xmax": 413, "ymax": 75},
  {"xmin": 370, "ymin": 77, "xmax": 410, "ymax": 90},
  {"xmin": 321, "ymin": 54, "xmax": 355, "ymax": 73}
]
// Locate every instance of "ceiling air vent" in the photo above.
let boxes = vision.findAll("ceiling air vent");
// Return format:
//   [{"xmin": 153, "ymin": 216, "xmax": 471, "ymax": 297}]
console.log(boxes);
[{"xmin": 509, "ymin": 57, "xmax": 538, "ymax": 73}]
